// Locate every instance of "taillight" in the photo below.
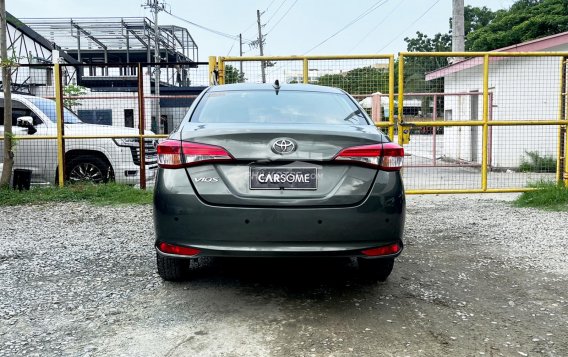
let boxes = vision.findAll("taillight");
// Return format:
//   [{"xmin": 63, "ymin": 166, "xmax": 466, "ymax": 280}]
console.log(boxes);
[
  {"xmin": 157, "ymin": 242, "xmax": 201, "ymax": 256},
  {"xmin": 361, "ymin": 242, "xmax": 401, "ymax": 256},
  {"xmin": 334, "ymin": 143, "xmax": 404, "ymax": 170},
  {"xmin": 157, "ymin": 140, "xmax": 234, "ymax": 168}
]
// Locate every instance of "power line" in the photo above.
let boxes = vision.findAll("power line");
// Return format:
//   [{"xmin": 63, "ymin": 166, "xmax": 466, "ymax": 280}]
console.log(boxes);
[
  {"xmin": 266, "ymin": 0, "xmax": 299, "ymax": 35},
  {"xmin": 376, "ymin": 0, "xmax": 441, "ymax": 52},
  {"xmin": 265, "ymin": 0, "xmax": 279, "ymax": 12},
  {"xmin": 303, "ymin": 0, "xmax": 390, "ymax": 54},
  {"xmin": 348, "ymin": 0, "xmax": 407, "ymax": 53},
  {"xmin": 265, "ymin": 0, "xmax": 289, "ymax": 24},
  {"xmin": 165, "ymin": 11, "xmax": 255, "ymax": 42}
]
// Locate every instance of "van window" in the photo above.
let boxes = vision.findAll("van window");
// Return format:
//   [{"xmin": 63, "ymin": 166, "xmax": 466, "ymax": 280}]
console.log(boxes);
[{"xmin": 0, "ymin": 99, "xmax": 43, "ymax": 126}]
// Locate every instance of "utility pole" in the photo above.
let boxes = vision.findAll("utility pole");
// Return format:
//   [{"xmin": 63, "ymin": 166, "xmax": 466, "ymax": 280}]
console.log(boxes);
[
  {"xmin": 452, "ymin": 0, "xmax": 465, "ymax": 62},
  {"xmin": 256, "ymin": 10, "xmax": 266, "ymax": 83},
  {"xmin": 239, "ymin": 33, "xmax": 243, "ymax": 81},
  {"xmin": 143, "ymin": 0, "xmax": 165, "ymax": 133},
  {"xmin": 0, "ymin": 0, "xmax": 14, "ymax": 187}
]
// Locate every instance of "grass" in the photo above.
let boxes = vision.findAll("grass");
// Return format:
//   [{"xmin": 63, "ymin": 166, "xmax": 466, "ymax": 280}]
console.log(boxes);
[
  {"xmin": 0, "ymin": 183, "xmax": 153, "ymax": 206},
  {"xmin": 515, "ymin": 181, "xmax": 568, "ymax": 211},
  {"xmin": 518, "ymin": 151, "xmax": 557, "ymax": 173}
]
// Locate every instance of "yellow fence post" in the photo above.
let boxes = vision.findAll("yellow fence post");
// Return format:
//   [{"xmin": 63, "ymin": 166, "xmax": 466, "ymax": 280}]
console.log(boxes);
[
  {"xmin": 557, "ymin": 57, "xmax": 566, "ymax": 185},
  {"xmin": 208, "ymin": 56, "xmax": 217, "ymax": 85},
  {"xmin": 137, "ymin": 62, "xmax": 147, "ymax": 190},
  {"xmin": 397, "ymin": 53, "xmax": 404, "ymax": 146},
  {"xmin": 218, "ymin": 57, "xmax": 225, "ymax": 85},
  {"xmin": 54, "ymin": 63, "xmax": 65, "ymax": 188},
  {"xmin": 388, "ymin": 55, "xmax": 395, "ymax": 141},
  {"xmin": 481, "ymin": 54, "xmax": 490, "ymax": 192},
  {"xmin": 303, "ymin": 58, "xmax": 309, "ymax": 84}
]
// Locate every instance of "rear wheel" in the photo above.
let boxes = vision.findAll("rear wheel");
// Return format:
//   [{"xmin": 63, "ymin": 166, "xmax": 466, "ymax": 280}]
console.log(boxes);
[
  {"xmin": 156, "ymin": 253, "xmax": 192, "ymax": 281},
  {"xmin": 357, "ymin": 257, "xmax": 395, "ymax": 282}
]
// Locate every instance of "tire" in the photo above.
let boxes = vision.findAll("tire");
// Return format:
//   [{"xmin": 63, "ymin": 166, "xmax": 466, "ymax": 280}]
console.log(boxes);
[
  {"xmin": 358, "ymin": 257, "xmax": 395, "ymax": 282},
  {"xmin": 66, "ymin": 155, "xmax": 113, "ymax": 184},
  {"xmin": 156, "ymin": 253, "xmax": 192, "ymax": 281}
]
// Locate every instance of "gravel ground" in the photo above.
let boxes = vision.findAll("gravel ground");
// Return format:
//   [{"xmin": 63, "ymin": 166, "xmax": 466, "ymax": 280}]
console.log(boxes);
[{"xmin": 0, "ymin": 195, "xmax": 567, "ymax": 356}]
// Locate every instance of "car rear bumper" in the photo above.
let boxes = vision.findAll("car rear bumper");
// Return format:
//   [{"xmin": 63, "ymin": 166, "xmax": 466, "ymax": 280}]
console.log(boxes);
[{"xmin": 153, "ymin": 169, "xmax": 405, "ymax": 258}]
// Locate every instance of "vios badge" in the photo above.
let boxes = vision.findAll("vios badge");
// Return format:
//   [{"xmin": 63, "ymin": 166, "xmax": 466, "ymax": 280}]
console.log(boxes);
[{"xmin": 271, "ymin": 138, "xmax": 297, "ymax": 155}]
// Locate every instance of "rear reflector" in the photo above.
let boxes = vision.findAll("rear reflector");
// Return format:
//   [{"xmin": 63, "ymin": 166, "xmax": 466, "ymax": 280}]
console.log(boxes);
[
  {"xmin": 157, "ymin": 140, "xmax": 234, "ymax": 168},
  {"xmin": 157, "ymin": 242, "xmax": 201, "ymax": 256},
  {"xmin": 334, "ymin": 142, "xmax": 404, "ymax": 170},
  {"xmin": 361, "ymin": 242, "xmax": 401, "ymax": 256}
]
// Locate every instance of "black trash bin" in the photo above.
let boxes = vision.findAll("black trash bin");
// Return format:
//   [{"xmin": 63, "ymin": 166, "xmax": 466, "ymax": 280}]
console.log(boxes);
[{"xmin": 13, "ymin": 169, "xmax": 32, "ymax": 191}]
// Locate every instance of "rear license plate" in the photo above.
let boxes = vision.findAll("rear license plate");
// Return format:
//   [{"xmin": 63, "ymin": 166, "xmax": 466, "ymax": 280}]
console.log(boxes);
[{"xmin": 250, "ymin": 167, "xmax": 318, "ymax": 190}]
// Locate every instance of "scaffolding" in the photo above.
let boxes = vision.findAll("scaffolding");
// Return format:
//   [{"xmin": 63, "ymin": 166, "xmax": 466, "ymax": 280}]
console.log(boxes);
[{"xmin": 21, "ymin": 17, "xmax": 198, "ymax": 64}]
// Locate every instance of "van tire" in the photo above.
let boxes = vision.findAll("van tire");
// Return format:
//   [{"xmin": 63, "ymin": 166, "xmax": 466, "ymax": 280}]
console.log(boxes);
[{"xmin": 66, "ymin": 155, "xmax": 113, "ymax": 184}]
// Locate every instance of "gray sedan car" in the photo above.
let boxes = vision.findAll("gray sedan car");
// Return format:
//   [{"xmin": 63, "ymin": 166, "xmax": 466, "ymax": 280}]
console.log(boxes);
[{"xmin": 154, "ymin": 83, "xmax": 405, "ymax": 282}]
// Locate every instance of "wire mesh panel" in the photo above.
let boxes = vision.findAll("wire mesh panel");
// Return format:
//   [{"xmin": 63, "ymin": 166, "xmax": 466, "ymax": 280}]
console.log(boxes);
[
  {"xmin": 222, "ymin": 58, "xmax": 304, "ymax": 85},
  {"xmin": 488, "ymin": 125, "xmax": 557, "ymax": 189},
  {"xmin": 307, "ymin": 57, "xmax": 392, "ymax": 135},
  {"xmin": 402, "ymin": 124, "xmax": 484, "ymax": 191},
  {"xmin": 1, "ymin": 61, "xmax": 208, "ymax": 188},
  {"xmin": 399, "ymin": 53, "xmax": 568, "ymax": 192},
  {"xmin": 0, "ymin": 63, "xmax": 59, "ymax": 186},
  {"xmin": 220, "ymin": 55, "xmax": 394, "ymax": 137},
  {"xmin": 400, "ymin": 55, "xmax": 485, "ymax": 191}
]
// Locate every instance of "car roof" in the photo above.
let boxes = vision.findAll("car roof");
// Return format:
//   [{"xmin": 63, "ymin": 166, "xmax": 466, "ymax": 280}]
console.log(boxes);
[{"xmin": 209, "ymin": 83, "xmax": 345, "ymax": 94}]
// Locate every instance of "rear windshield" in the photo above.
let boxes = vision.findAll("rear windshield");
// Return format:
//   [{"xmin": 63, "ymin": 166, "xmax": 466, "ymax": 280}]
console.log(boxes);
[{"xmin": 190, "ymin": 90, "xmax": 370, "ymax": 125}]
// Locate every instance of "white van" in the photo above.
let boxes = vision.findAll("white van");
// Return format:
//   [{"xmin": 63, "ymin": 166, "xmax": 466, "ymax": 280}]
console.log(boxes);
[{"xmin": 0, "ymin": 94, "xmax": 157, "ymax": 185}]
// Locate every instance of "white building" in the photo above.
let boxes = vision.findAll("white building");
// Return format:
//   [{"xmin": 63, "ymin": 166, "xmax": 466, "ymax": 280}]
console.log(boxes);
[{"xmin": 426, "ymin": 32, "xmax": 568, "ymax": 168}]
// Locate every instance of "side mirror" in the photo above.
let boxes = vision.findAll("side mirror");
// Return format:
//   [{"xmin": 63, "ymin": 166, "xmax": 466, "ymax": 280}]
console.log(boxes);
[
  {"xmin": 16, "ymin": 116, "xmax": 37, "ymax": 135},
  {"xmin": 17, "ymin": 116, "xmax": 34, "ymax": 128}
]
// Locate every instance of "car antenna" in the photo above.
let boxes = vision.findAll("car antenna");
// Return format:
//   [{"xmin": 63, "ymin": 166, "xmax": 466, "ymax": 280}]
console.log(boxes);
[{"xmin": 273, "ymin": 79, "xmax": 280, "ymax": 95}]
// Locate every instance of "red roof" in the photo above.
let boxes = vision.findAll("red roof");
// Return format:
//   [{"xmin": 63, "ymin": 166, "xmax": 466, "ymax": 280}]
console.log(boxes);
[{"xmin": 425, "ymin": 31, "xmax": 568, "ymax": 80}]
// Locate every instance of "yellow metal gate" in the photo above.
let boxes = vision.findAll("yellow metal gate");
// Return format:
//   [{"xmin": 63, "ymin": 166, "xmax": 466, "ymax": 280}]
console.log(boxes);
[{"xmin": 210, "ymin": 52, "xmax": 568, "ymax": 194}]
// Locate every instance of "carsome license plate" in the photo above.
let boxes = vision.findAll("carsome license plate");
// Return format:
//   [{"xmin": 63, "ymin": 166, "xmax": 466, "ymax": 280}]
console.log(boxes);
[{"xmin": 250, "ymin": 167, "xmax": 318, "ymax": 190}]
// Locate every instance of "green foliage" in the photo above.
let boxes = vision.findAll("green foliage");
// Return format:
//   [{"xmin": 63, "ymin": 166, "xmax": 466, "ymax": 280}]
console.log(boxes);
[
  {"xmin": 461, "ymin": 6, "xmax": 499, "ymax": 38},
  {"xmin": 63, "ymin": 84, "xmax": 87, "ymax": 110},
  {"xmin": 518, "ymin": 151, "xmax": 557, "ymax": 173},
  {"xmin": 405, "ymin": 0, "xmax": 568, "ymax": 54},
  {"xmin": 224, "ymin": 65, "xmax": 246, "ymax": 84},
  {"xmin": 467, "ymin": 0, "xmax": 568, "ymax": 51},
  {"xmin": 515, "ymin": 180, "xmax": 568, "ymax": 211},
  {"xmin": 316, "ymin": 66, "xmax": 389, "ymax": 95},
  {"xmin": 0, "ymin": 183, "xmax": 153, "ymax": 206}
]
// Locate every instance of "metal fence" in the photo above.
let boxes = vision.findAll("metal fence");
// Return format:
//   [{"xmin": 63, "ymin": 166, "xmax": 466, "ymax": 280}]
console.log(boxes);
[
  {"xmin": 0, "ymin": 61, "xmax": 209, "ymax": 189},
  {"xmin": 1, "ymin": 53, "xmax": 567, "ymax": 193},
  {"xmin": 214, "ymin": 53, "xmax": 568, "ymax": 194}
]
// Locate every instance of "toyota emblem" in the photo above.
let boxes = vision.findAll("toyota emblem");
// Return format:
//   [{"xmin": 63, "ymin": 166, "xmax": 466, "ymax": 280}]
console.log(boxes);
[{"xmin": 271, "ymin": 138, "xmax": 297, "ymax": 155}]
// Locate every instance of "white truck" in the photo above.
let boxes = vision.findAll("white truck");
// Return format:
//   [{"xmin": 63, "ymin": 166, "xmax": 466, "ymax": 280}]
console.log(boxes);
[{"xmin": 0, "ymin": 94, "xmax": 157, "ymax": 185}]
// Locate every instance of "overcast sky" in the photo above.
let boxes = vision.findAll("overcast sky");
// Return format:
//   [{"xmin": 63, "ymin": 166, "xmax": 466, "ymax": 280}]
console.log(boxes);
[{"xmin": 10, "ymin": 0, "xmax": 516, "ymax": 62}]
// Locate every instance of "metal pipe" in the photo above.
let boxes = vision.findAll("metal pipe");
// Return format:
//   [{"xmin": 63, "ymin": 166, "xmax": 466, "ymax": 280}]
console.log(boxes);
[
  {"xmin": 138, "ymin": 63, "xmax": 147, "ymax": 190},
  {"xmin": 481, "ymin": 54, "xmax": 490, "ymax": 191},
  {"xmin": 397, "ymin": 54, "xmax": 405, "ymax": 146},
  {"xmin": 302, "ymin": 58, "xmax": 308, "ymax": 84},
  {"xmin": 388, "ymin": 55, "xmax": 395, "ymax": 140},
  {"xmin": 432, "ymin": 94, "xmax": 437, "ymax": 166},
  {"xmin": 54, "ymin": 64, "xmax": 66, "ymax": 187}
]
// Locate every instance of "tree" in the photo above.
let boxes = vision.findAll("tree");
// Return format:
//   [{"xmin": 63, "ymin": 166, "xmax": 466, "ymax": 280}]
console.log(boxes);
[
  {"xmin": 317, "ymin": 66, "xmax": 390, "ymax": 95},
  {"xmin": 467, "ymin": 0, "xmax": 568, "ymax": 51},
  {"xmin": 224, "ymin": 65, "xmax": 246, "ymax": 84},
  {"xmin": 0, "ymin": 0, "xmax": 14, "ymax": 188}
]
